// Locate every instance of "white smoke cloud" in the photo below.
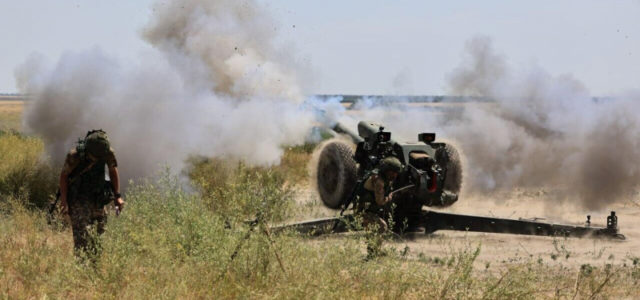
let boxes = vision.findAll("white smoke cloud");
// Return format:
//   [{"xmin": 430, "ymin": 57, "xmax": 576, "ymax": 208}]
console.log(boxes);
[
  {"xmin": 17, "ymin": 0, "xmax": 315, "ymax": 184},
  {"xmin": 143, "ymin": 0, "xmax": 305, "ymax": 101}
]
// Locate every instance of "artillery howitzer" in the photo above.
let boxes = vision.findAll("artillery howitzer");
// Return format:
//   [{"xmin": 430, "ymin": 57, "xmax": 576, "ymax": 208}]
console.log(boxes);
[{"xmin": 277, "ymin": 121, "xmax": 625, "ymax": 240}]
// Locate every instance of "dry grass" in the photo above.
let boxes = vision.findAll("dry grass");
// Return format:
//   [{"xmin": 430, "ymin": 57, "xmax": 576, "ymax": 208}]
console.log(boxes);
[
  {"xmin": 0, "ymin": 131, "xmax": 57, "ymax": 209},
  {"xmin": 1, "ymin": 154, "xmax": 638, "ymax": 299},
  {"xmin": 0, "ymin": 100, "xmax": 23, "ymax": 131},
  {"xmin": 2, "ymin": 187, "xmax": 639, "ymax": 299},
  {"xmin": 1, "ymin": 105, "xmax": 639, "ymax": 298},
  {"xmin": 275, "ymin": 144, "xmax": 316, "ymax": 185}
]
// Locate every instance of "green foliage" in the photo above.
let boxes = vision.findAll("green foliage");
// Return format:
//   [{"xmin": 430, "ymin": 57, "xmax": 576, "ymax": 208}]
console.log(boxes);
[{"xmin": 0, "ymin": 130, "xmax": 57, "ymax": 209}]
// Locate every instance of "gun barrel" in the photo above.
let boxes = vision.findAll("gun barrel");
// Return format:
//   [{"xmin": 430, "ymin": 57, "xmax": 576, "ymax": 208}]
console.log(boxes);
[
  {"xmin": 332, "ymin": 123, "xmax": 364, "ymax": 143},
  {"xmin": 356, "ymin": 121, "xmax": 397, "ymax": 144}
]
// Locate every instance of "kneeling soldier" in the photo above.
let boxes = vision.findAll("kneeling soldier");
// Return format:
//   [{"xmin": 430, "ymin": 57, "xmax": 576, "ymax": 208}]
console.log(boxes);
[{"xmin": 355, "ymin": 157, "xmax": 403, "ymax": 232}]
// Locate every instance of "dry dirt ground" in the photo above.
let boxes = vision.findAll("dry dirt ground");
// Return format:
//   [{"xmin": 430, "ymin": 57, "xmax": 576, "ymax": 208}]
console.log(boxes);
[
  {"xmin": 414, "ymin": 192, "xmax": 638, "ymax": 269},
  {"xmin": 294, "ymin": 185, "xmax": 640, "ymax": 269}
]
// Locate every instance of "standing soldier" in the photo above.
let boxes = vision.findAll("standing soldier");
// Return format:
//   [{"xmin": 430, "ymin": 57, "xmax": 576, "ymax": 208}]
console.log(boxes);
[{"xmin": 58, "ymin": 129, "xmax": 124, "ymax": 256}]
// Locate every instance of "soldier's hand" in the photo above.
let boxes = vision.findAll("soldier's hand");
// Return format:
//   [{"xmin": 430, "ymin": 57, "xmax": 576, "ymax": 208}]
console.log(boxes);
[{"xmin": 115, "ymin": 197, "xmax": 125, "ymax": 211}]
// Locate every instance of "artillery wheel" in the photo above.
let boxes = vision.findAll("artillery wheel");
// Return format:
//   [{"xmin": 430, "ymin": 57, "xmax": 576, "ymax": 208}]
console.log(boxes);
[
  {"xmin": 316, "ymin": 141, "xmax": 357, "ymax": 209},
  {"xmin": 437, "ymin": 143, "xmax": 463, "ymax": 194}
]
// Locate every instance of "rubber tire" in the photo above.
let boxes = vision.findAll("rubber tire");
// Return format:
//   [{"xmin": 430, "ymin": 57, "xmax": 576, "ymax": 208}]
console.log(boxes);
[
  {"xmin": 437, "ymin": 143, "xmax": 463, "ymax": 193},
  {"xmin": 316, "ymin": 141, "xmax": 358, "ymax": 209}
]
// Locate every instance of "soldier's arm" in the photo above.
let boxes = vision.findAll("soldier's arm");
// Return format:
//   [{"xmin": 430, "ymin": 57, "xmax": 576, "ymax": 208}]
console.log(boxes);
[
  {"xmin": 363, "ymin": 176, "xmax": 375, "ymax": 191},
  {"xmin": 106, "ymin": 149, "xmax": 124, "ymax": 208},
  {"xmin": 364, "ymin": 175, "xmax": 388, "ymax": 206},
  {"xmin": 59, "ymin": 169, "xmax": 69, "ymax": 211},
  {"xmin": 108, "ymin": 165, "xmax": 124, "ymax": 208},
  {"xmin": 108, "ymin": 166, "xmax": 120, "ymax": 194},
  {"xmin": 373, "ymin": 177, "xmax": 387, "ymax": 206},
  {"xmin": 58, "ymin": 152, "xmax": 75, "ymax": 213}
]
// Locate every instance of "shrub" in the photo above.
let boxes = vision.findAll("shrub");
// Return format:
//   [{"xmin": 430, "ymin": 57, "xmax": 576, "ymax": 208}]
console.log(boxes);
[
  {"xmin": 187, "ymin": 158, "xmax": 295, "ymax": 223},
  {"xmin": 0, "ymin": 130, "xmax": 57, "ymax": 209}
]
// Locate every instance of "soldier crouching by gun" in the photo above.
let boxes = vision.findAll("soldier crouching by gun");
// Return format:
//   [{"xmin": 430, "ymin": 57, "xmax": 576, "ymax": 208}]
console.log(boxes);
[
  {"xmin": 355, "ymin": 157, "xmax": 403, "ymax": 233},
  {"xmin": 57, "ymin": 129, "xmax": 124, "ymax": 257},
  {"xmin": 353, "ymin": 157, "xmax": 403, "ymax": 258}
]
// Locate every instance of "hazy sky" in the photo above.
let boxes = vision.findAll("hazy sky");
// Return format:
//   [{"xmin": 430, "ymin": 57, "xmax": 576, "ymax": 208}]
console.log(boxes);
[{"xmin": 1, "ymin": 0, "xmax": 638, "ymax": 95}]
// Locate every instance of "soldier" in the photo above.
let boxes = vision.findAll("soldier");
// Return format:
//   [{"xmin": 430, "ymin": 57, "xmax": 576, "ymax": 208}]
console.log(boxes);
[
  {"xmin": 355, "ymin": 156, "xmax": 403, "ymax": 233},
  {"xmin": 354, "ymin": 156, "xmax": 402, "ymax": 258},
  {"xmin": 58, "ymin": 129, "xmax": 124, "ymax": 256}
]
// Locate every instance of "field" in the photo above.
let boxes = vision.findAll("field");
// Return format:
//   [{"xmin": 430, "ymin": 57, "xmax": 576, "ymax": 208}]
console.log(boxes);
[
  {"xmin": 0, "ymin": 100, "xmax": 23, "ymax": 131},
  {"xmin": 1, "ymin": 101, "xmax": 640, "ymax": 299}
]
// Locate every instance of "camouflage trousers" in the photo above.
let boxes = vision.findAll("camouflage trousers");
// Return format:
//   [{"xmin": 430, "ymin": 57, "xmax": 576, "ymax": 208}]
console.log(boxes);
[{"xmin": 68, "ymin": 194, "xmax": 107, "ymax": 256}]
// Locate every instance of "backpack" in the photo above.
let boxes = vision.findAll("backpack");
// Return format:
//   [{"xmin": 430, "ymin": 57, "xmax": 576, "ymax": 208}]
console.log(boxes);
[{"xmin": 69, "ymin": 129, "xmax": 114, "ymax": 206}]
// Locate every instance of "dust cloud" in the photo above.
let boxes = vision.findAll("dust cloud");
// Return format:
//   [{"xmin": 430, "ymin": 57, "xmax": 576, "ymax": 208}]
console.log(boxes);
[
  {"xmin": 326, "ymin": 37, "xmax": 640, "ymax": 211},
  {"xmin": 16, "ymin": 0, "xmax": 315, "ymax": 183},
  {"xmin": 443, "ymin": 36, "xmax": 640, "ymax": 210}
]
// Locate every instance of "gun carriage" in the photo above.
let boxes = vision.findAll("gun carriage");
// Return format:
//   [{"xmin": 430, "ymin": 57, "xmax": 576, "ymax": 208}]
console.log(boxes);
[{"xmin": 277, "ymin": 121, "xmax": 624, "ymax": 240}]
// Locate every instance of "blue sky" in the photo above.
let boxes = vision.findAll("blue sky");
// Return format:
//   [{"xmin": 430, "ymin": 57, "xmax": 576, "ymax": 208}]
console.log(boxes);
[{"xmin": 1, "ymin": 0, "xmax": 638, "ymax": 95}]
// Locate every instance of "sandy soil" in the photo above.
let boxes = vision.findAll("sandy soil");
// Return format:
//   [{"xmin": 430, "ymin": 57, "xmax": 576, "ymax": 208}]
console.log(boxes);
[
  {"xmin": 294, "ymin": 185, "xmax": 640, "ymax": 268},
  {"xmin": 406, "ymin": 192, "xmax": 639, "ymax": 268}
]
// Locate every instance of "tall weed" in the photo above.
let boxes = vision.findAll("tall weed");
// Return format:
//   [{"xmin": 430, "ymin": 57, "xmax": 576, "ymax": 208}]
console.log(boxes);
[
  {"xmin": 187, "ymin": 158, "xmax": 295, "ymax": 223},
  {"xmin": 0, "ymin": 131, "xmax": 57, "ymax": 209}
]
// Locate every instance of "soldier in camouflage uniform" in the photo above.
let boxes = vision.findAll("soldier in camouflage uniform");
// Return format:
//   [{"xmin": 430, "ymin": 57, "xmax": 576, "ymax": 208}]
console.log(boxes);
[
  {"xmin": 355, "ymin": 157, "xmax": 403, "ymax": 233},
  {"xmin": 59, "ymin": 130, "xmax": 124, "ymax": 255},
  {"xmin": 355, "ymin": 157, "xmax": 402, "ymax": 258}
]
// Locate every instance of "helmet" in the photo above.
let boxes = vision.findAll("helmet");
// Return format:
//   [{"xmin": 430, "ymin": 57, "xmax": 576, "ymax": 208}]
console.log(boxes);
[
  {"xmin": 379, "ymin": 157, "xmax": 402, "ymax": 174},
  {"xmin": 84, "ymin": 130, "xmax": 110, "ymax": 159}
]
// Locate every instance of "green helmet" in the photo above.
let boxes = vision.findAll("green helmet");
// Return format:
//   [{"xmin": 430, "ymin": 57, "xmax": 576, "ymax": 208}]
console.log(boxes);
[
  {"xmin": 84, "ymin": 129, "xmax": 110, "ymax": 159},
  {"xmin": 379, "ymin": 157, "xmax": 402, "ymax": 174}
]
